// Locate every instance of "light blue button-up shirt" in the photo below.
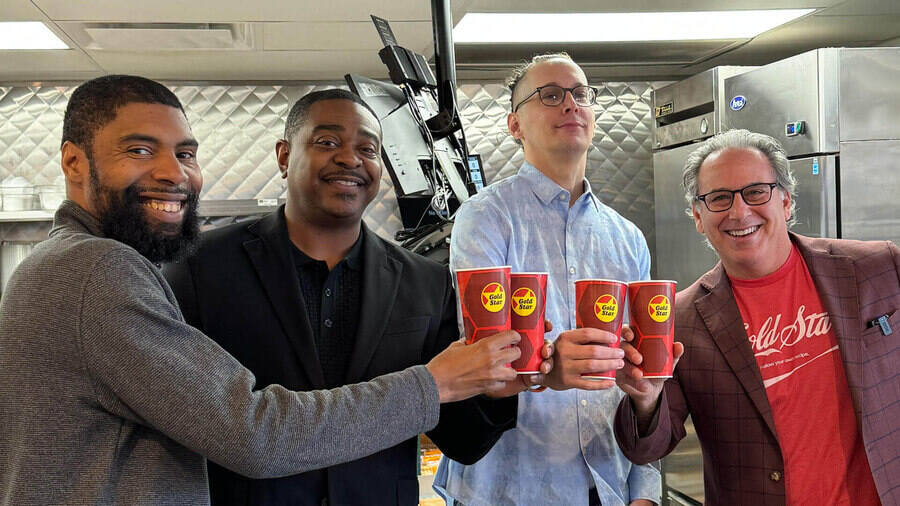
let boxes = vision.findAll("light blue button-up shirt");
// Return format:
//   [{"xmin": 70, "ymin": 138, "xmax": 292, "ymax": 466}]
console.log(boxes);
[{"xmin": 434, "ymin": 162, "xmax": 660, "ymax": 506}]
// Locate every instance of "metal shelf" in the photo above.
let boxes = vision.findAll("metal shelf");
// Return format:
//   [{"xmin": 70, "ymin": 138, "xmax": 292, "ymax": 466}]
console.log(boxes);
[
  {"xmin": 0, "ymin": 210, "xmax": 54, "ymax": 222},
  {"xmin": 197, "ymin": 198, "xmax": 284, "ymax": 217}
]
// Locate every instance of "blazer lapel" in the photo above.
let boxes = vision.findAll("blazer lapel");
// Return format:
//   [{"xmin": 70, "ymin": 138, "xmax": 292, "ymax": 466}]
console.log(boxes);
[
  {"xmin": 244, "ymin": 209, "xmax": 326, "ymax": 389},
  {"xmin": 793, "ymin": 234, "xmax": 863, "ymax": 416},
  {"xmin": 694, "ymin": 264, "xmax": 779, "ymax": 439},
  {"xmin": 345, "ymin": 225, "xmax": 402, "ymax": 384}
]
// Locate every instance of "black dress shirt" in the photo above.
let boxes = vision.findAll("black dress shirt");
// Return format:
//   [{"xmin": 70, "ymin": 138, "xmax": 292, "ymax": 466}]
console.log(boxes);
[{"xmin": 290, "ymin": 233, "xmax": 363, "ymax": 389}]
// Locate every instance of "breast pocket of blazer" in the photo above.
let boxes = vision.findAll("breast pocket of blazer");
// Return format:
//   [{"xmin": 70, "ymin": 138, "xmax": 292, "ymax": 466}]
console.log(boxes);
[
  {"xmin": 861, "ymin": 309, "xmax": 898, "ymax": 354},
  {"xmin": 372, "ymin": 315, "xmax": 432, "ymax": 372}
]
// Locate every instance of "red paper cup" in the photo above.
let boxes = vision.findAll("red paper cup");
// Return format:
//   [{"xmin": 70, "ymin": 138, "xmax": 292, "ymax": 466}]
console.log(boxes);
[
  {"xmin": 628, "ymin": 280, "xmax": 677, "ymax": 378},
  {"xmin": 575, "ymin": 279, "xmax": 628, "ymax": 380},
  {"xmin": 455, "ymin": 266, "xmax": 511, "ymax": 344},
  {"xmin": 509, "ymin": 272, "xmax": 548, "ymax": 374}
]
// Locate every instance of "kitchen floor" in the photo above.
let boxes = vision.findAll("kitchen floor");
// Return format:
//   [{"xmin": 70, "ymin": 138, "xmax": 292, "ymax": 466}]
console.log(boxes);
[
  {"xmin": 419, "ymin": 474, "xmax": 444, "ymax": 506},
  {"xmin": 663, "ymin": 417, "xmax": 705, "ymax": 503}
]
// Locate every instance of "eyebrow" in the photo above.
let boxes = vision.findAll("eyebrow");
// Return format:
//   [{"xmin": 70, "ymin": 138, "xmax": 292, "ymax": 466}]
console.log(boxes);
[
  {"xmin": 535, "ymin": 81, "xmax": 588, "ymax": 88},
  {"xmin": 312, "ymin": 124, "xmax": 381, "ymax": 144},
  {"xmin": 703, "ymin": 182, "xmax": 769, "ymax": 193},
  {"xmin": 118, "ymin": 133, "xmax": 199, "ymax": 148}
]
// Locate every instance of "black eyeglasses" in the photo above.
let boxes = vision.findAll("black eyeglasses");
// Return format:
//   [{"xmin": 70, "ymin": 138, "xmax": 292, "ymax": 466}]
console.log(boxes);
[
  {"xmin": 512, "ymin": 85, "xmax": 599, "ymax": 113},
  {"xmin": 695, "ymin": 182, "xmax": 780, "ymax": 212}
]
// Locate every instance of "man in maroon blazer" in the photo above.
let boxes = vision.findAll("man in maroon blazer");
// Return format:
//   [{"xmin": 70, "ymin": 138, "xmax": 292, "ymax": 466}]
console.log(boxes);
[{"xmin": 613, "ymin": 129, "xmax": 900, "ymax": 505}]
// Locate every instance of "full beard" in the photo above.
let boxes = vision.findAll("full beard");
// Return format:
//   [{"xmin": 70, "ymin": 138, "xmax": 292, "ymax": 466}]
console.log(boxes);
[{"xmin": 89, "ymin": 162, "xmax": 200, "ymax": 263}]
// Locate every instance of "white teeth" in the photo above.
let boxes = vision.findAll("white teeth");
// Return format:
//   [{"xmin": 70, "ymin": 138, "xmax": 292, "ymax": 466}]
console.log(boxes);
[
  {"xmin": 331, "ymin": 180, "xmax": 360, "ymax": 186},
  {"xmin": 727, "ymin": 226, "xmax": 759, "ymax": 237}
]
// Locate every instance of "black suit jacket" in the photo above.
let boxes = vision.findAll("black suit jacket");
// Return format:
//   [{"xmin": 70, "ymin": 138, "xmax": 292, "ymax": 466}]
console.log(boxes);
[{"xmin": 163, "ymin": 208, "xmax": 516, "ymax": 506}]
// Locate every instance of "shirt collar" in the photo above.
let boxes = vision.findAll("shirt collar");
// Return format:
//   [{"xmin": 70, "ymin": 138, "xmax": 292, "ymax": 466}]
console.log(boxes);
[
  {"xmin": 50, "ymin": 200, "xmax": 105, "ymax": 238},
  {"xmin": 519, "ymin": 161, "xmax": 601, "ymax": 212},
  {"xmin": 290, "ymin": 226, "xmax": 364, "ymax": 271}
]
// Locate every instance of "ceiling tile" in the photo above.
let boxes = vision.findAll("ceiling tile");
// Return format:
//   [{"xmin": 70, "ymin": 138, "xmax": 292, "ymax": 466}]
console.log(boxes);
[
  {"xmin": 262, "ymin": 21, "xmax": 432, "ymax": 52},
  {"xmin": 2, "ymin": 0, "xmax": 51, "ymax": 21},
  {"xmin": 466, "ymin": 0, "xmax": 841, "ymax": 13},
  {"xmin": 0, "ymin": 50, "xmax": 102, "ymax": 81},
  {"xmin": 819, "ymin": 0, "xmax": 900, "ymax": 16},
  {"xmin": 85, "ymin": 49, "xmax": 391, "ymax": 80},
  {"xmin": 34, "ymin": 0, "xmax": 433, "ymax": 22}
]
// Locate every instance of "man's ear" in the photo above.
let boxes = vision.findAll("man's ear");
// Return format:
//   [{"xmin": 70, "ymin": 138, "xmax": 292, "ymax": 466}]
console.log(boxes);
[
  {"xmin": 275, "ymin": 139, "xmax": 290, "ymax": 179},
  {"xmin": 781, "ymin": 189, "xmax": 792, "ymax": 223},
  {"xmin": 507, "ymin": 112, "xmax": 524, "ymax": 144},
  {"xmin": 692, "ymin": 203, "xmax": 705, "ymax": 235},
  {"xmin": 60, "ymin": 141, "xmax": 89, "ymax": 185}
]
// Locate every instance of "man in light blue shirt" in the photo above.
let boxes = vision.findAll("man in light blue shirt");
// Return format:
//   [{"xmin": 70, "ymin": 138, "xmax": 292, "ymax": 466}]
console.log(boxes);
[{"xmin": 434, "ymin": 53, "xmax": 660, "ymax": 506}]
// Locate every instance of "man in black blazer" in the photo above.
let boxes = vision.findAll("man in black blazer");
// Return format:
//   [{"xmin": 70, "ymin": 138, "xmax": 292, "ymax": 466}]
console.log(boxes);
[{"xmin": 164, "ymin": 89, "xmax": 545, "ymax": 505}]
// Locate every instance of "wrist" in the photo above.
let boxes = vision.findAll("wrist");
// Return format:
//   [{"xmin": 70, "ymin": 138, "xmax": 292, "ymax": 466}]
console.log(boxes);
[
  {"xmin": 425, "ymin": 363, "xmax": 449, "ymax": 402},
  {"xmin": 631, "ymin": 395, "xmax": 661, "ymax": 436},
  {"xmin": 632, "ymin": 396, "xmax": 659, "ymax": 417}
]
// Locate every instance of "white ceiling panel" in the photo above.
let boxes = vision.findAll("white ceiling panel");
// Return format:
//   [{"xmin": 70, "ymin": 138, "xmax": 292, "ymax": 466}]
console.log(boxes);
[
  {"xmin": 0, "ymin": 50, "xmax": 101, "ymax": 80},
  {"xmin": 0, "ymin": 0, "xmax": 896, "ymax": 82},
  {"xmin": 819, "ymin": 0, "xmax": 900, "ymax": 16},
  {"xmin": 690, "ymin": 13, "xmax": 900, "ymax": 70},
  {"xmin": 2, "ymin": 0, "xmax": 50, "ymax": 21},
  {"xmin": 85, "ymin": 49, "xmax": 390, "ymax": 81},
  {"xmin": 262, "ymin": 21, "xmax": 432, "ymax": 53},
  {"xmin": 733, "ymin": 14, "xmax": 900, "ymax": 51},
  {"xmin": 33, "ymin": 0, "xmax": 434, "ymax": 22},
  {"xmin": 467, "ymin": 0, "xmax": 842, "ymax": 13}
]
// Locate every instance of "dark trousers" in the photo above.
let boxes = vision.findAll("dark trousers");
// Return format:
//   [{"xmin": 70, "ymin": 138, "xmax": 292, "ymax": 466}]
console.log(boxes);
[{"xmin": 588, "ymin": 486, "xmax": 602, "ymax": 506}]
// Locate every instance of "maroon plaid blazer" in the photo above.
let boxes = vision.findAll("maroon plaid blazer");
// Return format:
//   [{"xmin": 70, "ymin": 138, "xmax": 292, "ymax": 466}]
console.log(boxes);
[{"xmin": 615, "ymin": 234, "xmax": 900, "ymax": 505}]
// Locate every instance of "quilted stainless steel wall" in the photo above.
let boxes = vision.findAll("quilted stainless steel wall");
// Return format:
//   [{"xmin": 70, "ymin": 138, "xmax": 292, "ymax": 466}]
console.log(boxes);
[{"xmin": 0, "ymin": 82, "xmax": 661, "ymax": 271}]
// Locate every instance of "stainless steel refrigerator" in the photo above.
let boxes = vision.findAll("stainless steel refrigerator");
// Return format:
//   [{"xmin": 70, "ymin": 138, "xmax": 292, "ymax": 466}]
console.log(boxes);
[
  {"xmin": 722, "ymin": 47, "xmax": 900, "ymax": 245},
  {"xmin": 650, "ymin": 66, "xmax": 757, "ymax": 505},
  {"xmin": 652, "ymin": 66, "xmax": 755, "ymax": 287}
]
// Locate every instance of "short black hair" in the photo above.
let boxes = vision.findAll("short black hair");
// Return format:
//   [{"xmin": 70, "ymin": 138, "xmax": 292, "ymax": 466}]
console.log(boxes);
[
  {"xmin": 62, "ymin": 75, "xmax": 186, "ymax": 157},
  {"xmin": 283, "ymin": 89, "xmax": 380, "ymax": 141}
]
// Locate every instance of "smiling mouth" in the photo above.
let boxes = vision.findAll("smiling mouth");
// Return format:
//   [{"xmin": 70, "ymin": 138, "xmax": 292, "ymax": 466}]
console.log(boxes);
[
  {"xmin": 726, "ymin": 225, "xmax": 760, "ymax": 237},
  {"xmin": 139, "ymin": 196, "xmax": 186, "ymax": 213},
  {"xmin": 323, "ymin": 175, "xmax": 367, "ymax": 187}
]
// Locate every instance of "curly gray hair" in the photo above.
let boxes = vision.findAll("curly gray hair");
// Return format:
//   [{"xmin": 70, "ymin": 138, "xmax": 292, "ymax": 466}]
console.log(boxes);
[{"xmin": 682, "ymin": 129, "xmax": 797, "ymax": 227}]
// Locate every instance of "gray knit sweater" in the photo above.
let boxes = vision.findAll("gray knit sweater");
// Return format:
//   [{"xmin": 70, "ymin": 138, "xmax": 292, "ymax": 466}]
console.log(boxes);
[{"xmin": 0, "ymin": 201, "xmax": 441, "ymax": 505}]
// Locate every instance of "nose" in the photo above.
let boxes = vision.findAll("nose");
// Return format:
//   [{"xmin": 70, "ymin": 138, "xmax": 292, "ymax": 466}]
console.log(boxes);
[
  {"xmin": 727, "ymin": 191, "xmax": 753, "ymax": 218},
  {"xmin": 333, "ymin": 144, "xmax": 362, "ymax": 168},
  {"xmin": 153, "ymin": 152, "xmax": 189, "ymax": 186},
  {"xmin": 561, "ymin": 89, "xmax": 579, "ymax": 113}
]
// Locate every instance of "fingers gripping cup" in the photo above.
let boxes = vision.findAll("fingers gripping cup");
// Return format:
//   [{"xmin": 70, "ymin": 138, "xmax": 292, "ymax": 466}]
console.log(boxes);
[
  {"xmin": 627, "ymin": 281, "xmax": 677, "ymax": 378},
  {"xmin": 455, "ymin": 266, "xmax": 511, "ymax": 344},
  {"xmin": 575, "ymin": 279, "xmax": 628, "ymax": 380},
  {"xmin": 509, "ymin": 272, "xmax": 548, "ymax": 374}
]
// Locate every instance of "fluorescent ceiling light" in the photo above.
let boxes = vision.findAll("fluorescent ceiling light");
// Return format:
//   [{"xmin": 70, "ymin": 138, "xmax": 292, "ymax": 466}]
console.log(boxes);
[
  {"xmin": 454, "ymin": 10, "xmax": 815, "ymax": 43},
  {"xmin": 0, "ymin": 22, "xmax": 68, "ymax": 49}
]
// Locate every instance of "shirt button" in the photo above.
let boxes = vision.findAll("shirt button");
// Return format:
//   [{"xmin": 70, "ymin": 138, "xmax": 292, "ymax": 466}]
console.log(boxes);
[
  {"xmin": 769, "ymin": 471, "xmax": 782, "ymax": 482},
  {"xmin": 580, "ymin": 399, "xmax": 587, "ymax": 407},
  {"xmin": 324, "ymin": 319, "xmax": 333, "ymax": 328},
  {"xmin": 569, "ymin": 267, "xmax": 576, "ymax": 275},
  {"xmin": 324, "ymin": 288, "xmax": 332, "ymax": 297}
]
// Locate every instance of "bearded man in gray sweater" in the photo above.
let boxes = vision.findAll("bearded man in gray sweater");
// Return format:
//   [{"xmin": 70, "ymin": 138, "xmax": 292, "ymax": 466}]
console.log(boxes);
[{"xmin": 0, "ymin": 75, "xmax": 538, "ymax": 505}]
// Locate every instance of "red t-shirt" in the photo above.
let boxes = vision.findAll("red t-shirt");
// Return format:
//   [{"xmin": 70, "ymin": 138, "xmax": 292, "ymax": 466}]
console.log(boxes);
[{"xmin": 730, "ymin": 245, "xmax": 879, "ymax": 505}]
